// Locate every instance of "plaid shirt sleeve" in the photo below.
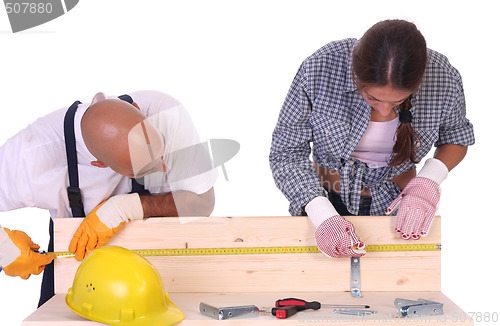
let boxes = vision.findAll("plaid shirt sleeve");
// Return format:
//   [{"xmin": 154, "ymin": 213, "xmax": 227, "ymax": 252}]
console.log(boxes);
[
  {"xmin": 409, "ymin": 49, "xmax": 475, "ymax": 151},
  {"xmin": 269, "ymin": 62, "xmax": 327, "ymax": 216},
  {"xmin": 435, "ymin": 59, "xmax": 475, "ymax": 147}
]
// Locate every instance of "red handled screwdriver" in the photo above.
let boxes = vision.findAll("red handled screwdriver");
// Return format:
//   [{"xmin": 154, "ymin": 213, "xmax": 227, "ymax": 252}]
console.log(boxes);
[
  {"xmin": 260, "ymin": 305, "xmax": 298, "ymax": 319},
  {"xmin": 276, "ymin": 298, "xmax": 370, "ymax": 311}
]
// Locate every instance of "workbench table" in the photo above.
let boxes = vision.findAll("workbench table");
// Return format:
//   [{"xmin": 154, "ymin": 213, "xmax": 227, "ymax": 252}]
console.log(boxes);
[{"xmin": 23, "ymin": 216, "xmax": 473, "ymax": 325}]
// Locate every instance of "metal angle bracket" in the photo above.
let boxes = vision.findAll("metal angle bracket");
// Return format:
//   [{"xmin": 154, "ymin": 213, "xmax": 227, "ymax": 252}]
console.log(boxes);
[
  {"xmin": 350, "ymin": 257, "xmax": 362, "ymax": 298},
  {"xmin": 394, "ymin": 298, "xmax": 444, "ymax": 317},
  {"xmin": 200, "ymin": 302, "xmax": 259, "ymax": 320}
]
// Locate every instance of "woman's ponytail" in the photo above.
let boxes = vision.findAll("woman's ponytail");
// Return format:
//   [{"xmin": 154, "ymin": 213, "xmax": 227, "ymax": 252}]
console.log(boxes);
[{"xmin": 391, "ymin": 97, "xmax": 420, "ymax": 166}]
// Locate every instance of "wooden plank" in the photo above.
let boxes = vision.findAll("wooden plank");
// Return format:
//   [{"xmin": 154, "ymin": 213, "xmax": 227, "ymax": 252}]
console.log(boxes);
[
  {"xmin": 52, "ymin": 216, "xmax": 441, "ymax": 294},
  {"xmin": 55, "ymin": 252, "xmax": 440, "ymax": 294},
  {"xmin": 53, "ymin": 216, "xmax": 441, "ymax": 252},
  {"xmin": 23, "ymin": 291, "xmax": 473, "ymax": 326}
]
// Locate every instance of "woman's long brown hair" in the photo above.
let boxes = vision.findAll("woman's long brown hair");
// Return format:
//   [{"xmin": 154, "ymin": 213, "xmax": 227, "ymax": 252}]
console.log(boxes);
[{"xmin": 352, "ymin": 20, "xmax": 427, "ymax": 166}]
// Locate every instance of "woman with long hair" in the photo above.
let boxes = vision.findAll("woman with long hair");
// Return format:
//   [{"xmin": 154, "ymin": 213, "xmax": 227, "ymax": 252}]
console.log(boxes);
[{"xmin": 269, "ymin": 19, "xmax": 474, "ymax": 258}]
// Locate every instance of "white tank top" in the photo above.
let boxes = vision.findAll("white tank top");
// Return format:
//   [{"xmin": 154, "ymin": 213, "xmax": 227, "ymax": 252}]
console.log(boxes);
[{"xmin": 351, "ymin": 117, "xmax": 398, "ymax": 168}]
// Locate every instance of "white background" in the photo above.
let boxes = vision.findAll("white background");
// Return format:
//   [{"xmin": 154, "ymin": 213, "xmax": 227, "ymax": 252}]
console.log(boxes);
[{"xmin": 0, "ymin": 1, "xmax": 498, "ymax": 325}]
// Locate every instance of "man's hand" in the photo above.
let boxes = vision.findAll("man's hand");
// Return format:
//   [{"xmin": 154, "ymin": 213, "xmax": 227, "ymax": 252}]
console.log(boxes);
[
  {"xmin": 69, "ymin": 193, "xmax": 143, "ymax": 261},
  {"xmin": 315, "ymin": 215, "xmax": 366, "ymax": 258},
  {"xmin": 386, "ymin": 158, "xmax": 448, "ymax": 240},
  {"xmin": 1, "ymin": 228, "xmax": 54, "ymax": 279}
]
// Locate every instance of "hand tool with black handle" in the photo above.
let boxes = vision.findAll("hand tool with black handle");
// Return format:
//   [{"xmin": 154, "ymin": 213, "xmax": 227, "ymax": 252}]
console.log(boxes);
[
  {"xmin": 276, "ymin": 298, "xmax": 370, "ymax": 311},
  {"xmin": 260, "ymin": 305, "xmax": 298, "ymax": 319}
]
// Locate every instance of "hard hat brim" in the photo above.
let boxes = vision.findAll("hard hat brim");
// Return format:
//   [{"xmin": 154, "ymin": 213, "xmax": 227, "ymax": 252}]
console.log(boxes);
[{"xmin": 66, "ymin": 291, "xmax": 185, "ymax": 326}]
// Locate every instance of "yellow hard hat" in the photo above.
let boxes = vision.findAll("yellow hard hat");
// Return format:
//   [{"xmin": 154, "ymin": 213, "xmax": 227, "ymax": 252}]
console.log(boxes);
[{"xmin": 65, "ymin": 246, "xmax": 184, "ymax": 325}]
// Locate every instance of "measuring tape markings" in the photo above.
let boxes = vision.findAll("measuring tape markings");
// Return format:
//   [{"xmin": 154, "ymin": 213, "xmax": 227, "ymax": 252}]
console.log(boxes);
[{"xmin": 47, "ymin": 243, "xmax": 440, "ymax": 258}]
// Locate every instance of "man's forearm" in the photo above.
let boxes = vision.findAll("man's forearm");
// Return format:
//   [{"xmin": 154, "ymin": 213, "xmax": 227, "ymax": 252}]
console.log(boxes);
[{"xmin": 139, "ymin": 188, "xmax": 215, "ymax": 218}]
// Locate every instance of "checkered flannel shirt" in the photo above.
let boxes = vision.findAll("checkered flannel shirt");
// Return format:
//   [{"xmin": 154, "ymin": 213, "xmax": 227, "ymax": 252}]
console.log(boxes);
[{"xmin": 269, "ymin": 38, "xmax": 475, "ymax": 216}]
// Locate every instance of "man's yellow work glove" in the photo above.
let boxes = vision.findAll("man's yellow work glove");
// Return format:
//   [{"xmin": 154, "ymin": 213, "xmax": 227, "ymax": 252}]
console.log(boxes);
[
  {"xmin": 0, "ymin": 228, "xmax": 54, "ymax": 279},
  {"xmin": 69, "ymin": 193, "xmax": 144, "ymax": 261}
]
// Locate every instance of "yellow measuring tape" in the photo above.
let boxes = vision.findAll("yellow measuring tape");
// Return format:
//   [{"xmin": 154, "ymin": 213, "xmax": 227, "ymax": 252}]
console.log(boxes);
[{"xmin": 47, "ymin": 243, "xmax": 440, "ymax": 258}]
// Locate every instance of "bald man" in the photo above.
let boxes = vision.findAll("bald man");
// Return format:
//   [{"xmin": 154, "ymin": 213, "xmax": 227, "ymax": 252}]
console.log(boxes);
[{"xmin": 0, "ymin": 90, "xmax": 217, "ymax": 302}]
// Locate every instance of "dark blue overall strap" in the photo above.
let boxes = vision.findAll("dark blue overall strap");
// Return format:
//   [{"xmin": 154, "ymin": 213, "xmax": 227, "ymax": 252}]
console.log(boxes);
[
  {"xmin": 64, "ymin": 100, "xmax": 85, "ymax": 217},
  {"xmin": 118, "ymin": 94, "xmax": 151, "ymax": 196},
  {"xmin": 117, "ymin": 94, "xmax": 133, "ymax": 104},
  {"xmin": 130, "ymin": 177, "xmax": 150, "ymax": 195}
]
